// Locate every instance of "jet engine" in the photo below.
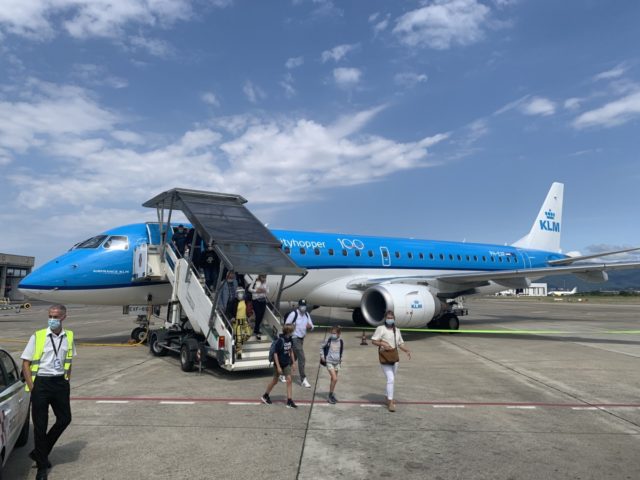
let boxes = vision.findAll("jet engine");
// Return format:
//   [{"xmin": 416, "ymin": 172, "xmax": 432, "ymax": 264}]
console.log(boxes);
[{"xmin": 360, "ymin": 284, "xmax": 446, "ymax": 328}]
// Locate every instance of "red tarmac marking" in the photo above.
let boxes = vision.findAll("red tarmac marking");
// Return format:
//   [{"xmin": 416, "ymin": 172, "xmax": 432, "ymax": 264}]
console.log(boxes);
[{"xmin": 70, "ymin": 396, "xmax": 640, "ymax": 408}]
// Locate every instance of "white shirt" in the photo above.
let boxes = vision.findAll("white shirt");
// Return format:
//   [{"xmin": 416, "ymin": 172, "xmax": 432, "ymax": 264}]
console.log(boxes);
[
  {"xmin": 285, "ymin": 309, "xmax": 314, "ymax": 338},
  {"xmin": 21, "ymin": 327, "xmax": 77, "ymax": 376},
  {"xmin": 248, "ymin": 279, "xmax": 269, "ymax": 301},
  {"xmin": 371, "ymin": 325, "xmax": 404, "ymax": 349}
]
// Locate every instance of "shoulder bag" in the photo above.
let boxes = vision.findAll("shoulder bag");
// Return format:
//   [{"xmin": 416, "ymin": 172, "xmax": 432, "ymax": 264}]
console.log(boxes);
[{"xmin": 378, "ymin": 327, "xmax": 399, "ymax": 364}]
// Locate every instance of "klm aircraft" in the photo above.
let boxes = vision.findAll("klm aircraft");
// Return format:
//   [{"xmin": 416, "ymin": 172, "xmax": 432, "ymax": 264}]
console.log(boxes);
[{"xmin": 18, "ymin": 183, "xmax": 640, "ymax": 331}]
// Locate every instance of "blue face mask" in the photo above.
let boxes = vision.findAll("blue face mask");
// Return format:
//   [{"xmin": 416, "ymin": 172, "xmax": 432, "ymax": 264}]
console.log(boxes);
[
  {"xmin": 48, "ymin": 318, "xmax": 61, "ymax": 330},
  {"xmin": 330, "ymin": 334, "xmax": 338, "ymax": 340},
  {"xmin": 385, "ymin": 319, "xmax": 395, "ymax": 326}
]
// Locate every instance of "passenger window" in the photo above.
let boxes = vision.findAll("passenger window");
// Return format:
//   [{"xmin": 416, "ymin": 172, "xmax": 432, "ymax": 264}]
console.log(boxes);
[
  {"xmin": 103, "ymin": 235, "xmax": 129, "ymax": 250},
  {"xmin": 506, "ymin": 256, "xmax": 511, "ymax": 263},
  {"xmin": 75, "ymin": 235, "xmax": 107, "ymax": 249},
  {"xmin": 429, "ymin": 253, "xmax": 434, "ymax": 260},
  {"xmin": 439, "ymin": 254, "xmax": 444, "ymax": 260},
  {"xmin": 368, "ymin": 250, "xmax": 374, "ymax": 257},
  {"xmin": 449, "ymin": 254, "xmax": 453, "ymax": 260},
  {"xmin": 0, "ymin": 351, "xmax": 19, "ymax": 387},
  {"xmin": 395, "ymin": 252, "xmax": 400, "ymax": 258},
  {"xmin": 355, "ymin": 250, "xmax": 361, "ymax": 257},
  {"xmin": 328, "ymin": 248, "xmax": 334, "ymax": 256},
  {"xmin": 457, "ymin": 254, "xmax": 462, "ymax": 261},
  {"xmin": 473, "ymin": 255, "xmax": 478, "ymax": 261},
  {"xmin": 482, "ymin": 256, "xmax": 486, "ymax": 262},
  {"xmin": 466, "ymin": 255, "xmax": 470, "ymax": 261},
  {"xmin": 490, "ymin": 256, "xmax": 495, "ymax": 262},
  {"xmin": 284, "ymin": 247, "xmax": 291, "ymax": 254},
  {"xmin": 300, "ymin": 248, "xmax": 306, "ymax": 255},
  {"xmin": 407, "ymin": 252, "xmax": 413, "ymax": 259},
  {"xmin": 418, "ymin": 253, "xmax": 424, "ymax": 260},
  {"xmin": 342, "ymin": 249, "xmax": 348, "ymax": 256},
  {"xmin": 314, "ymin": 248, "xmax": 320, "ymax": 255},
  {"xmin": 382, "ymin": 250, "xmax": 389, "ymax": 258},
  {"xmin": 514, "ymin": 256, "xmax": 518, "ymax": 263},
  {"xmin": 498, "ymin": 256, "xmax": 503, "ymax": 263}
]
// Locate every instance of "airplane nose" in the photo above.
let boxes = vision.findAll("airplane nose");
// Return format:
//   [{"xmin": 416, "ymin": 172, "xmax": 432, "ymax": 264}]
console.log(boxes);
[{"xmin": 18, "ymin": 262, "xmax": 69, "ymax": 299}]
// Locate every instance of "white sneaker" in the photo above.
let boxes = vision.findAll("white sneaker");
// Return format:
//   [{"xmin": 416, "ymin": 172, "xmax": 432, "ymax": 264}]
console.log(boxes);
[
  {"xmin": 279, "ymin": 375, "xmax": 287, "ymax": 383},
  {"xmin": 301, "ymin": 378, "xmax": 311, "ymax": 388}
]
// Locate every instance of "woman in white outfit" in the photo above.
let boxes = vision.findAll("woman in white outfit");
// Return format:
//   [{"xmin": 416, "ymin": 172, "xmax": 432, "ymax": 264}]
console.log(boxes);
[{"xmin": 371, "ymin": 310, "xmax": 411, "ymax": 412}]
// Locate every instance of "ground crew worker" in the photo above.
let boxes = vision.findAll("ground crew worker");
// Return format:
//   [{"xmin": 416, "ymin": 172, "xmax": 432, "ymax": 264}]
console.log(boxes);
[
  {"xmin": 21, "ymin": 304, "xmax": 76, "ymax": 480},
  {"xmin": 285, "ymin": 299, "xmax": 314, "ymax": 388},
  {"xmin": 226, "ymin": 287, "xmax": 251, "ymax": 356}
]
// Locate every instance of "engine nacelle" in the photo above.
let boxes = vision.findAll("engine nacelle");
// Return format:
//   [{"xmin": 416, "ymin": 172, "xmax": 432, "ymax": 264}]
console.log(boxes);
[{"xmin": 361, "ymin": 284, "xmax": 445, "ymax": 328}]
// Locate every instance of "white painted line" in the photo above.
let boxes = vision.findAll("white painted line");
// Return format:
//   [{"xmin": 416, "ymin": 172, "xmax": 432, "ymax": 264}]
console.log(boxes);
[
  {"xmin": 507, "ymin": 406, "xmax": 537, "ymax": 410},
  {"xmin": 360, "ymin": 404, "xmax": 383, "ymax": 408},
  {"xmin": 159, "ymin": 401, "xmax": 196, "ymax": 405},
  {"xmin": 228, "ymin": 402, "xmax": 260, "ymax": 406},
  {"xmin": 433, "ymin": 405, "xmax": 465, "ymax": 408},
  {"xmin": 96, "ymin": 400, "xmax": 129, "ymax": 404},
  {"xmin": 571, "ymin": 407, "xmax": 598, "ymax": 411}
]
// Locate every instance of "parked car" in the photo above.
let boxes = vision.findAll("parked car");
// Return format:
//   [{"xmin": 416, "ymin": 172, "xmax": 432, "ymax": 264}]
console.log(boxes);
[{"xmin": 0, "ymin": 348, "xmax": 30, "ymax": 480}]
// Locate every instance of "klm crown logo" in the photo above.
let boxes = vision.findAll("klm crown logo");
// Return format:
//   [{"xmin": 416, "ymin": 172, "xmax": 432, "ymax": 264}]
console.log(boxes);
[{"xmin": 539, "ymin": 210, "xmax": 560, "ymax": 232}]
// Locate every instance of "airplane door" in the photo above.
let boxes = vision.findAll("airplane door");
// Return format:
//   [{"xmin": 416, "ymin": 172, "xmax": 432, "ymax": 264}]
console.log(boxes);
[{"xmin": 380, "ymin": 246, "xmax": 391, "ymax": 267}]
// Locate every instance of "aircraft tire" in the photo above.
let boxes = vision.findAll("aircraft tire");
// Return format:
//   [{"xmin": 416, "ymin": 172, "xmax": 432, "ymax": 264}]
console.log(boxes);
[
  {"xmin": 442, "ymin": 313, "xmax": 460, "ymax": 331},
  {"xmin": 352, "ymin": 308, "xmax": 367, "ymax": 326},
  {"xmin": 149, "ymin": 331, "xmax": 168, "ymax": 357},
  {"xmin": 131, "ymin": 327, "xmax": 148, "ymax": 343}
]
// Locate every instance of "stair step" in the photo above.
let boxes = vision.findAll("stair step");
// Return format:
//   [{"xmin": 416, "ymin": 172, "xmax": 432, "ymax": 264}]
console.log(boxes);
[
  {"xmin": 228, "ymin": 358, "xmax": 272, "ymax": 371},
  {"xmin": 237, "ymin": 350, "xmax": 269, "ymax": 360}
]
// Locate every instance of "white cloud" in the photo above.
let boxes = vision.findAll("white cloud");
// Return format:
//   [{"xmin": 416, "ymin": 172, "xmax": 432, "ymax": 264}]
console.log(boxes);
[
  {"xmin": 373, "ymin": 16, "xmax": 390, "ymax": 34},
  {"xmin": 333, "ymin": 67, "xmax": 361, "ymax": 89},
  {"xmin": 572, "ymin": 91, "xmax": 640, "ymax": 129},
  {"xmin": 0, "ymin": 1, "xmax": 230, "ymax": 42},
  {"xmin": 393, "ymin": 0, "xmax": 491, "ymax": 50},
  {"xmin": 285, "ymin": 56, "xmax": 304, "ymax": 69},
  {"xmin": 321, "ymin": 44, "xmax": 358, "ymax": 63},
  {"xmin": 564, "ymin": 97, "xmax": 582, "ymax": 111},
  {"xmin": 71, "ymin": 64, "xmax": 128, "ymax": 89},
  {"xmin": 243, "ymin": 80, "xmax": 266, "ymax": 103},
  {"xmin": 394, "ymin": 72, "xmax": 428, "ymax": 88},
  {"xmin": 593, "ymin": 64, "xmax": 627, "ymax": 82},
  {"xmin": 129, "ymin": 35, "xmax": 173, "ymax": 57},
  {"xmin": 201, "ymin": 92, "xmax": 220, "ymax": 107},
  {"xmin": 111, "ymin": 130, "xmax": 145, "ymax": 145},
  {"xmin": 520, "ymin": 96, "xmax": 556, "ymax": 116},
  {"xmin": 280, "ymin": 73, "xmax": 296, "ymax": 98}
]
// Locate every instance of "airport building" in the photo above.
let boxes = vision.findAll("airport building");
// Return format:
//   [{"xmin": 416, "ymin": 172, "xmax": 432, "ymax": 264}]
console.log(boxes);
[
  {"xmin": 0, "ymin": 253, "xmax": 35, "ymax": 301},
  {"xmin": 497, "ymin": 282, "xmax": 548, "ymax": 297}
]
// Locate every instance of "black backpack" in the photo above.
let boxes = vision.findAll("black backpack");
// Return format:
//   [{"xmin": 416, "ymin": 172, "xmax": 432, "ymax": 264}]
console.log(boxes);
[
  {"xmin": 268, "ymin": 336, "xmax": 283, "ymax": 364},
  {"xmin": 283, "ymin": 310, "xmax": 299, "ymax": 324},
  {"xmin": 321, "ymin": 337, "xmax": 343, "ymax": 365}
]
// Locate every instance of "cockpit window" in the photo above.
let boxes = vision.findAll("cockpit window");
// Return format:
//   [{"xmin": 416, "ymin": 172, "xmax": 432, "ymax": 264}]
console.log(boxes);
[
  {"xmin": 75, "ymin": 235, "xmax": 108, "ymax": 249},
  {"xmin": 103, "ymin": 236, "xmax": 129, "ymax": 250}
]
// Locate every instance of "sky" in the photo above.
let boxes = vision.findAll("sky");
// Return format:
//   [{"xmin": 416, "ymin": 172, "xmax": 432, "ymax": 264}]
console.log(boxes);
[{"xmin": 1, "ymin": 0, "xmax": 639, "ymax": 266}]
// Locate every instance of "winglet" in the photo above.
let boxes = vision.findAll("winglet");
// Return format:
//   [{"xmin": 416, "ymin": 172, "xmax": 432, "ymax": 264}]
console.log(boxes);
[{"xmin": 513, "ymin": 182, "xmax": 564, "ymax": 252}]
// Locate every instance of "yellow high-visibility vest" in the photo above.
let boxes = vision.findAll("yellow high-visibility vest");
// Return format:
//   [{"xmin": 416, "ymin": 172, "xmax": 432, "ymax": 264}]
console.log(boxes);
[{"xmin": 25, "ymin": 328, "xmax": 74, "ymax": 392}]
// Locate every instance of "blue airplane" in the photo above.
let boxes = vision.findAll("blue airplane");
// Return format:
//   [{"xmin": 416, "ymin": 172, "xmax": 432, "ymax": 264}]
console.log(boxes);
[{"xmin": 19, "ymin": 183, "xmax": 640, "ymax": 331}]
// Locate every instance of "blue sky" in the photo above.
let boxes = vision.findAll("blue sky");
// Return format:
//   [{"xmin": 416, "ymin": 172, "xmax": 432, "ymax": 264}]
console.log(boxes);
[{"xmin": 1, "ymin": 0, "xmax": 639, "ymax": 265}]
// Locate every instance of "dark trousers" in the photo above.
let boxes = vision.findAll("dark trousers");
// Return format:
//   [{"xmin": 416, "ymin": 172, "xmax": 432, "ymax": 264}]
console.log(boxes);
[
  {"xmin": 203, "ymin": 266, "xmax": 218, "ymax": 290},
  {"xmin": 253, "ymin": 300, "xmax": 266, "ymax": 334},
  {"xmin": 31, "ymin": 376, "xmax": 72, "ymax": 468},
  {"xmin": 291, "ymin": 337, "xmax": 306, "ymax": 379}
]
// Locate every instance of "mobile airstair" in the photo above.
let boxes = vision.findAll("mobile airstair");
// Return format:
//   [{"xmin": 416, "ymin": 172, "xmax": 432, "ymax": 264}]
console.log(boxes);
[{"xmin": 133, "ymin": 189, "xmax": 305, "ymax": 372}]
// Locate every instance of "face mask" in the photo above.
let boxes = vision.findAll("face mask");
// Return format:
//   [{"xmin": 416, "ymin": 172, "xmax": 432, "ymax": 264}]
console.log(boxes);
[
  {"xmin": 299, "ymin": 306, "xmax": 307, "ymax": 313},
  {"xmin": 330, "ymin": 334, "xmax": 338, "ymax": 340},
  {"xmin": 385, "ymin": 319, "xmax": 395, "ymax": 326},
  {"xmin": 48, "ymin": 318, "xmax": 61, "ymax": 330},
  {"xmin": 237, "ymin": 294, "xmax": 244, "ymax": 300}
]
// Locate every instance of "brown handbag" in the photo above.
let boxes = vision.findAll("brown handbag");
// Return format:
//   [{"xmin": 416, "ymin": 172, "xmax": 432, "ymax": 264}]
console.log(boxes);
[{"xmin": 378, "ymin": 327, "xmax": 399, "ymax": 364}]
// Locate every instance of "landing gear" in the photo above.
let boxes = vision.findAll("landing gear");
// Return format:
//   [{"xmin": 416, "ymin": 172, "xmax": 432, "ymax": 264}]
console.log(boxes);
[
  {"xmin": 352, "ymin": 308, "xmax": 367, "ymax": 326},
  {"xmin": 131, "ymin": 327, "xmax": 148, "ymax": 343},
  {"xmin": 428, "ymin": 313, "xmax": 460, "ymax": 331}
]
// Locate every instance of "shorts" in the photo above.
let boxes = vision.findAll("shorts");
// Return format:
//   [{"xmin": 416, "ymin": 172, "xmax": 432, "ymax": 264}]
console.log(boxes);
[
  {"xmin": 326, "ymin": 362, "xmax": 341, "ymax": 372},
  {"xmin": 273, "ymin": 365, "xmax": 292, "ymax": 378}
]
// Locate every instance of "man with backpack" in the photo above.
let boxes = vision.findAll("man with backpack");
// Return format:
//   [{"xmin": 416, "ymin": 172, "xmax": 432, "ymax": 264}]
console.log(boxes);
[
  {"xmin": 261, "ymin": 324, "xmax": 297, "ymax": 408},
  {"xmin": 285, "ymin": 299, "xmax": 314, "ymax": 388},
  {"xmin": 320, "ymin": 326, "xmax": 343, "ymax": 404}
]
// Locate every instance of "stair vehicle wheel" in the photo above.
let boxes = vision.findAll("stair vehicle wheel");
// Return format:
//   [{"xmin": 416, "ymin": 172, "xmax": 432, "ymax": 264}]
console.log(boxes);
[
  {"xmin": 15, "ymin": 412, "xmax": 30, "ymax": 448},
  {"xmin": 352, "ymin": 308, "xmax": 367, "ymax": 326},
  {"xmin": 180, "ymin": 339, "xmax": 198, "ymax": 372},
  {"xmin": 131, "ymin": 327, "xmax": 148, "ymax": 343},
  {"xmin": 149, "ymin": 331, "xmax": 168, "ymax": 357}
]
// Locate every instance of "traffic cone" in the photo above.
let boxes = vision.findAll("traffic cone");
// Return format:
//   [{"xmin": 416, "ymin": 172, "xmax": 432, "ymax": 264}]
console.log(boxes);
[{"xmin": 360, "ymin": 330, "xmax": 368, "ymax": 345}]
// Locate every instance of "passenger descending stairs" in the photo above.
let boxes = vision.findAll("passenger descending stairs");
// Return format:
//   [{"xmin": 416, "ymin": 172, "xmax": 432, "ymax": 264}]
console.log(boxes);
[{"xmin": 162, "ymin": 245, "xmax": 277, "ymax": 371}]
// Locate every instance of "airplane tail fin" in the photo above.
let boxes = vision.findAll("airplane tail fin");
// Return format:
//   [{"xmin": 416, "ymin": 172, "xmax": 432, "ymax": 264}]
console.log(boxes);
[{"xmin": 512, "ymin": 182, "xmax": 564, "ymax": 252}]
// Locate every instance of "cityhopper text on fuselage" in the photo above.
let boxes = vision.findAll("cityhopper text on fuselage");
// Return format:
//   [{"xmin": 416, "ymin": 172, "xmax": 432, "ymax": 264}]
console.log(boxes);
[{"xmin": 18, "ymin": 182, "xmax": 640, "ymax": 331}]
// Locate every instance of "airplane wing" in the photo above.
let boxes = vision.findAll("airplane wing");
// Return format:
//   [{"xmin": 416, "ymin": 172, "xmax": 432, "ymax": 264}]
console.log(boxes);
[
  {"xmin": 346, "ymin": 261, "xmax": 640, "ymax": 292},
  {"xmin": 547, "ymin": 247, "xmax": 640, "ymax": 266}
]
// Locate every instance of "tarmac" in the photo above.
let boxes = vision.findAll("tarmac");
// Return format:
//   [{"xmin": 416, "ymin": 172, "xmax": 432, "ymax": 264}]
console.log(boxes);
[{"xmin": 1, "ymin": 298, "xmax": 639, "ymax": 479}]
